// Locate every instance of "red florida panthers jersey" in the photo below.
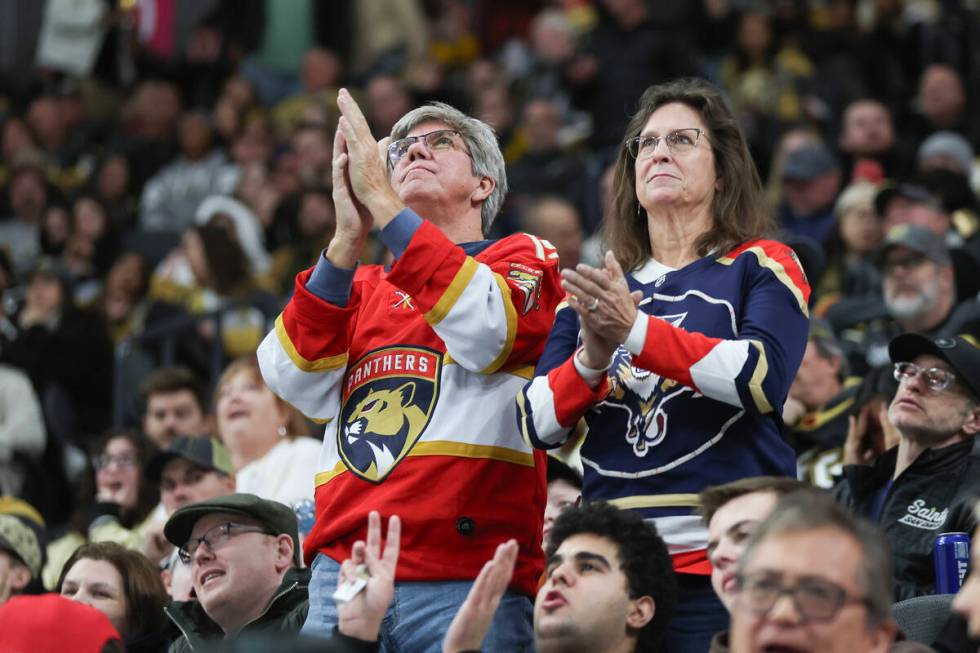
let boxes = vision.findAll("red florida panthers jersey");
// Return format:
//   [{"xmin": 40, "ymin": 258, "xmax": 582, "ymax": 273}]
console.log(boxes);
[{"xmin": 257, "ymin": 218, "xmax": 562, "ymax": 597}]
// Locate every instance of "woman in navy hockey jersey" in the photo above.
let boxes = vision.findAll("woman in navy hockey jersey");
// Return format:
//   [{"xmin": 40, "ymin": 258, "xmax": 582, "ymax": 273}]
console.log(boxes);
[{"xmin": 517, "ymin": 78, "xmax": 810, "ymax": 653}]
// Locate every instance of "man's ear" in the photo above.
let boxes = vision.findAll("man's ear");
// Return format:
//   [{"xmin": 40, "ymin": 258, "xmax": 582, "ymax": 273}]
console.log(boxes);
[
  {"xmin": 626, "ymin": 595, "xmax": 655, "ymax": 630},
  {"xmin": 962, "ymin": 403, "xmax": 980, "ymax": 436},
  {"xmin": 274, "ymin": 534, "xmax": 294, "ymax": 572},
  {"xmin": 471, "ymin": 176, "xmax": 495, "ymax": 204}
]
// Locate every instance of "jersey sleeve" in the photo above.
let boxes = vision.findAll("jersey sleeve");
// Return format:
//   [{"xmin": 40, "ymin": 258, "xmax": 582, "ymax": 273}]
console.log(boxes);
[
  {"xmin": 256, "ymin": 267, "xmax": 363, "ymax": 423},
  {"xmin": 517, "ymin": 303, "xmax": 609, "ymax": 449},
  {"xmin": 628, "ymin": 241, "xmax": 810, "ymax": 416},
  {"xmin": 385, "ymin": 220, "xmax": 563, "ymax": 373}
]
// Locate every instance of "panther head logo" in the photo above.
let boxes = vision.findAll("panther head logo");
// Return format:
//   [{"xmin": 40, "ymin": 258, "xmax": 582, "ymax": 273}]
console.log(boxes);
[{"xmin": 343, "ymin": 383, "xmax": 428, "ymax": 480}]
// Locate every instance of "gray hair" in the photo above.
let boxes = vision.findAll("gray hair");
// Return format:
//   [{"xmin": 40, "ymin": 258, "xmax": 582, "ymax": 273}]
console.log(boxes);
[
  {"xmin": 738, "ymin": 490, "xmax": 893, "ymax": 627},
  {"xmin": 390, "ymin": 102, "xmax": 507, "ymax": 236}
]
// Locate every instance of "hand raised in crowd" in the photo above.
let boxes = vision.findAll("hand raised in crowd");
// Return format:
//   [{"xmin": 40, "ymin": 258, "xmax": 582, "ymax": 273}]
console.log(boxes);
[
  {"xmin": 561, "ymin": 251, "xmax": 642, "ymax": 369},
  {"xmin": 337, "ymin": 511, "xmax": 402, "ymax": 643},
  {"xmin": 443, "ymin": 539, "xmax": 519, "ymax": 653},
  {"xmin": 326, "ymin": 123, "xmax": 377, "ymax": 269},
  {"xmin": 843, "ymin": 401, "xmax": 889, "ymax": 466},
  {"xmin": 335, "ymin": 88, "xmax": 405, "ymax": 227}
]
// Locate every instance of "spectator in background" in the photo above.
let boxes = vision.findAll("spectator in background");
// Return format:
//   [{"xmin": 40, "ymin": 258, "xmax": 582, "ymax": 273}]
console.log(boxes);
[
  {"xmin": 365, "ymin": 75, "xmax": 413, "ymax": 139},
  {"xmin": 271, "ymin": 47, "xmax": 344, "ymax": 135},
  {"xmin": 834, "ymin": 333, "xmax": 980, "ymax": 599},
  {"xmin": 830, "ymin": 225, "xmax": 964, "ymax": 373},
  {"xmin": 165, "ymin": 494, "xmax": 401, "ymax": 651},
  {"xmin": 542, "ymin": 457, "xmax": 581, "ymax": 548},
  {"xmin": 568, "ymin": 0, "xmax": 694, "ymax": 152},
  {"xmin": 518, "ymin": 196, "xmax": 584, "ymax": 270},
  {"xmin": 43, "ymin": 429, "xmax": 159, "ymax": 590},
  {"xmin": 0, "ymin": 158, "xmax": 49, "ymax": 276},
  {"xmin": 142, "ymin": 435, "xmax": 237, "ymax": 568},
  {"xmin": 444, "ymin": 501, "xmax": 677, "ymax": 653},
  {"xmin": 812, "ymin": 180, "xmax": 882, "ymax": 315},
  {"xmin": 697, "ymin": 476, "xmax": 809, "ymax": 652},
  {"xmin": 776, "ymin": 143, "xmax": 842, "ymax": 245},
  {"xmin": 783, "ymin": 320, "xmax": 860, "ymax": 489},
  {"xmin": 917, "ymin": 131, "xmax": 975, "ymax": 178},
  {"xmin": 506, "ymin": 98, "xmax": 590, "ymax": 224},
  {"xmin": 163, "ymin": 494, "xmax": 308, "ymax": 647},
  {"xmin": 913, "ymin": 65, "xmax": 970, "ymax": 142},
  {"xmin": 266, "ymin": 187, "xmax": 337, "ymax": 295},
  {"xmin": 214, "ymin": 355, "xmax": 319, "ymax": 508},
  {"xmin": 57, "ymin": 541, "xmax": 171, "ymax": 653},
  {"xmin": 93, "ymin": 154, "xmax": 138, "ymax": 231},
  {"xmin": 837, "ymin": 98, "xmax": 909, "ymax": 181},
  {"xmin": 139, "ymin": 111, "xmax": 240, "ymax": 234},
  {"xmin": 1, "ymin": 257, "xmax": 114, "ymax": 446},
  {"xmin": 0, "ymin": 513, "xmax": 42, "ymax": 606},
  {"xmin": 140, "ymin": 366, "xmax": 210, "ymax": 451},
  {"xmin": 729, "ymin": 491, "xmax": 896, "ymax": 653}
]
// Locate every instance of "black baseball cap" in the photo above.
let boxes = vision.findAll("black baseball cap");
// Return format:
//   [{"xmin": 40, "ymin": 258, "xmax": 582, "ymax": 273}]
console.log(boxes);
[
  {"xmin": 164, "ymin": 493, "xmax": 301, "ymax": 565},
  {"xmin": 146, "ymin": 436, "xmax": 235, "ymax": 484},
  {"xmin": 889, "ymin": 333, "xmax": 980, "ymax": 401}
]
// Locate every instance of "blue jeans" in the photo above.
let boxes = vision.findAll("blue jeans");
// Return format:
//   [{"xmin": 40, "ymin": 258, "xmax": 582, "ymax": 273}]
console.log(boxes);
[
  {"xmin": 302, "ymin": 553, "xmax": 535, "ymax": 653},
  {"xmin": 668, "ymin": 573, "xmax": 729, "ymax": 653}
]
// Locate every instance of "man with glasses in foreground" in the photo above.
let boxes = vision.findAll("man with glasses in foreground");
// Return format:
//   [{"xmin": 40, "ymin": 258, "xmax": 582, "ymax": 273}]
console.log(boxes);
[
  {"xmin": 163, "ymin": 493, "xmax": 401, "ymax": 651},
  {"xmin": 258, "ymin": 88, "xmax": 563, "ymax": 650},
  {"xmin": 834, "ymin": 332, "xmax": 980, "ymax": 598},
  {"xmin": 730, "ymin": 490, "xmax": 896, "ymax": 653}
]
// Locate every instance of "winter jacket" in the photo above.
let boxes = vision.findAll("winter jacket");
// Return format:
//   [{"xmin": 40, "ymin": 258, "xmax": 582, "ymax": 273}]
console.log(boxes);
[
  {"xmin": 834, "ymin": 438, "xmax": 980, "ymax": 600},
  {"xmin": 166, "ymin": 567, "xmax": 310, "ymax": 652}
]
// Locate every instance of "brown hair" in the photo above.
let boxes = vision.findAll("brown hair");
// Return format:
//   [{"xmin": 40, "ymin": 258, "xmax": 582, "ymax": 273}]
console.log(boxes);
[
  {"xmin": 698, "ymin": 475, "xmax": 808, "ymax": 524},
  {"xmin": 604, "ymin": 78, "xmax": 773, "ymax": 272},
  {"xmin": 56, "ymin": 541, "xmax": 169, "ymax": 639},
  {"xmin": 139, "ymin": 365, "xmax": 207, "ymax": 415},
  {"xmin": 215, "ymin": 354, "xmax": 310, "ymax": 437}
]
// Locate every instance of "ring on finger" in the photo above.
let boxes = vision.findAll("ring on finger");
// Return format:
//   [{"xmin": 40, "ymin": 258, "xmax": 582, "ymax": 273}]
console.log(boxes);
[{"xmin": 587, "ymin": 297, "xmax": 600, "ymax": 312}]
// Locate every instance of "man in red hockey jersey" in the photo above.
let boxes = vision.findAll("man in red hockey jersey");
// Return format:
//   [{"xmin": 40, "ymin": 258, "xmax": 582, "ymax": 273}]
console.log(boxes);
[{"xmin": 257, "ymin": 89, "xmax": 563, "ymax": 651}]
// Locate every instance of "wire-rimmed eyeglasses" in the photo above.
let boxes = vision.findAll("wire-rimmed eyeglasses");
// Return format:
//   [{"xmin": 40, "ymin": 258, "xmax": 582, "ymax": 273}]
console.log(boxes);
[{"xmin": 626, "ymin": 128, "xmax": 704, "ymax": 159}]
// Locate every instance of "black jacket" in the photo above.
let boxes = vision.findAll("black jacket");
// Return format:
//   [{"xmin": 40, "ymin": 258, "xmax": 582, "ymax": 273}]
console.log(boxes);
[
  {"xmin": 166, "ymin": 567, "xmax": 310, "ymax": 652},
  {"xmin": 833, "ymin": 438, "xmax": 980, "ymax": 600}
]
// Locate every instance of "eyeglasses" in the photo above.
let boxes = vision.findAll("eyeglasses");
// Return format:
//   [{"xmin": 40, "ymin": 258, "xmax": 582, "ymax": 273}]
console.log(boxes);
[
  {"xmin": 92, "ymin": 454, "xmax": 137, "ymax": 470},
  {"xmin": 178, "ymin": 522, "xmax": 273, "ymax": 564},
  {"xmin": 387, "ymin": 129, "xmax": 469, "ymax": 167},
  {"xmin": 893, "ymin": 361, "xmax": 957, "ymax": 393},
  {"xmin": 736, "ymin": 572, "xmax": 871, "ymax": 622},
  {"xmin": 626, "ymin": 128, "xmax": 704, "ymax": 159}
]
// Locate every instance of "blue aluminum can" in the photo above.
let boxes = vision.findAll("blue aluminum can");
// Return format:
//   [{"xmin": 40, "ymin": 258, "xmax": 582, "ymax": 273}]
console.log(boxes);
[{"xmin": 934, "ymin": 532, "xmax": 971, "ymax": 594}]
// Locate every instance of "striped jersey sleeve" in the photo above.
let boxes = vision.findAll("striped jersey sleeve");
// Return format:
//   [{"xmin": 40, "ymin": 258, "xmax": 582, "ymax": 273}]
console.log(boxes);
[{"xmin": 628, "ymin": 240, "xmax": 810, "ymax": 415}]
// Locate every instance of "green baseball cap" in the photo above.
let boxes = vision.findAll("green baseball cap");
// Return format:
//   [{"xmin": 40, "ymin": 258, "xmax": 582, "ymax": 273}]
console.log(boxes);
[
  {"xmin": 146, "ymin": 436, "xmax": 235, "ymax": 484},
  {"xmin": 164, "ymin": 493, "xmax": 301, "ymax": 565}
]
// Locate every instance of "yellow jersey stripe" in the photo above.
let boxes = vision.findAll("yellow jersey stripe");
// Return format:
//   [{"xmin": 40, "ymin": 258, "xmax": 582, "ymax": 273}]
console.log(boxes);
[
  {"xmin": 425, "ymin": 257, "xmax": 479, "ymax": 326},
  {"xmin": 718, "ymin": 247, "xmax": 809, "ymax": 318},
  {"xmin": 480, "ymin": 272, "xmax": 518, "ymax": 374},
  {"xmin": 410, "ymin": 440, "xmax": 535, "ymax": 466},
  {"xmin": 747, "ymin": 340, "xmax": 774, "ymax": 414},
  {"xmin": 275, "ymin": 314, "xmax": 349, "ymax": 373},
  {"xmin": 608, "ymin": 493, "xmax": 702, "ymax": 510}
]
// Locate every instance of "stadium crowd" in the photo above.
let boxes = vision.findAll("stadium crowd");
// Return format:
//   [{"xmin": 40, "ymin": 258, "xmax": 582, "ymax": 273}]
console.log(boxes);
[{"xmin": 1, "ymin": 0, "xmax": 980, "ymax": 651}]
